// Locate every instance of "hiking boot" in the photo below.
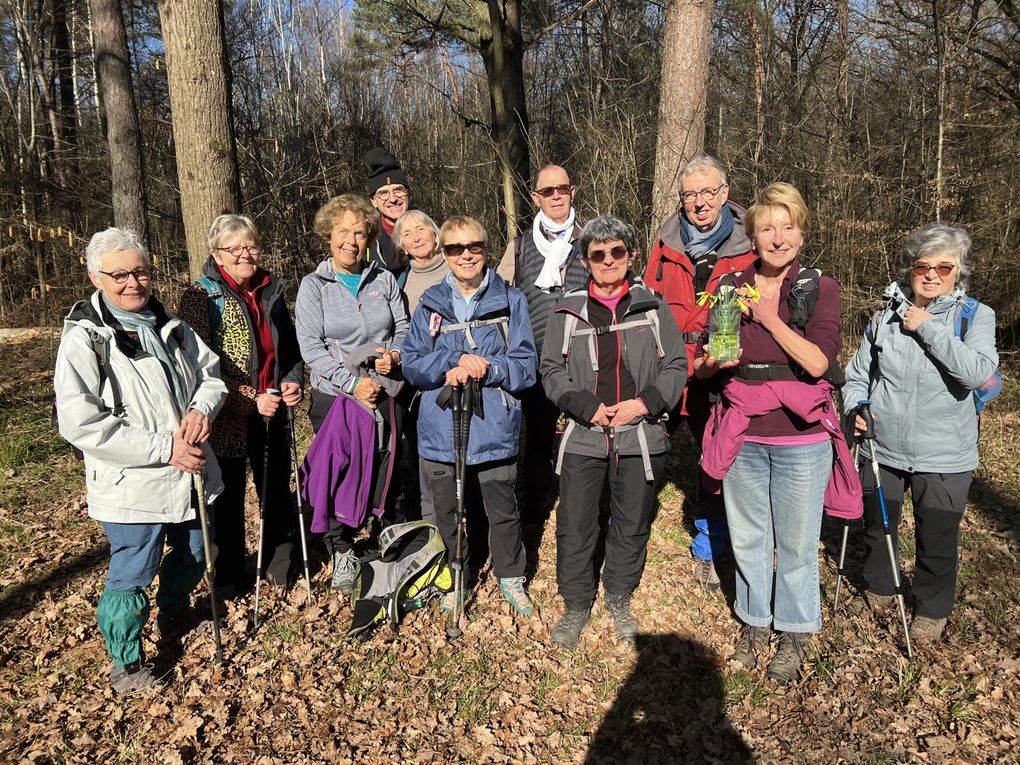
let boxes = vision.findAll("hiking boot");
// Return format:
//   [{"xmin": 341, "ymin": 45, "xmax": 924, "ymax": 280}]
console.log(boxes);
[
  {"xmin": 551, "ymin": 608, "xmax": 591, "ymax": 649},
  {"xmin": 909, "ymin": 615, "xmax": 947, "ymax": 642},
  {"xmin": 498, "ymin": 577, "xmax": 533, "ymax": 617},
  {"xmin": 731, "ymin": 623, "xmax": 771, "ymax": 669},
  {"xmin": 766, "ymin": 632, "xmax": 812, "ymax": 683},
  {"xmin": 865, "ymin": 590, "xmax": 896, "ymax": 611},
  {"xmin": 330, "ymin": 550, "xmax": 359, "ymax": 595},
  {"xmin": 604, "ymin": 592, "xmax": 638, "ymax": 643},
  {"xmin": 110, "ymin": 662, "xmax": 162, "ymax": 695},
  {"xmin": 264, "ymin": 543, "xmax": 295, "ymax": 588},
  {"xmin": 693, "ymin": 558, "xmax": 721, "ymax": 591}
]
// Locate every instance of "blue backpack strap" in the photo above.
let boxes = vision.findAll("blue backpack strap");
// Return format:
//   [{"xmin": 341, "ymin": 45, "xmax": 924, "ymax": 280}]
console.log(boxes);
[
  {"xmin": 954, "ymin": 296, "xmax": 979, "ymax": 339},
  {"xmin": 195, "ymin": 275, "xmax": 225, "ymax": 335}
]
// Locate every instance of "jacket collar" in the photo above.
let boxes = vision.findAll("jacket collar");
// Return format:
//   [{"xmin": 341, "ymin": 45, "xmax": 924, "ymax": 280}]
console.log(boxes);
[
  {"xmin": 420, "ymin": 266, "xmax": 511, "ymax": 318},
  {"xmin": 557, "ymin": 274, "xmax": 658, "ymax": 319},
  {"xmin": 313, "ymin": 257, "xmax": 383, "ymax": 290},
  {"xmin": 658, "ymin": 201, "xmax": 752, "ymax": 261}
]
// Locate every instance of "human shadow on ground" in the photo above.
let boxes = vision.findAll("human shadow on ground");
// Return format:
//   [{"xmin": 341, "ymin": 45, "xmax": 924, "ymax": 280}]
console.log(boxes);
[
  {"xmin": 584, "ymin": 633, "xmax": 756, "ymax": 764},
  {"xmin": 0, "ymin": 543, "xmax": 107, "ymax": 623}
]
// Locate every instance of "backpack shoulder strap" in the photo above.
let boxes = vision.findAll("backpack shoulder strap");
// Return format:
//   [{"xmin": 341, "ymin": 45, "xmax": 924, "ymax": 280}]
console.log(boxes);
[
  {"xmin": 195, "ymin": 275, "xmax": 226, "ymax": 335},
  {"xmin": 513, "ymin": 235, "xmax": 523, "ymax": 288},
  {"xmin": 788, "ymin": 267, "xmax": 821, "ymax": 329},
  {"xmin": 955, "ymin": 297, "xmax": 979, "ymax": 340},
  {"xmin": 438, "ymin": 315, "xmax": 510, "ymax": 351},
  {"xmin": 85, "ymin": 328, "xmax": 124, "ymax": 416},
  {"xmin": 645, "ymin": 307, "xmax": 664, "ymax": 359}
]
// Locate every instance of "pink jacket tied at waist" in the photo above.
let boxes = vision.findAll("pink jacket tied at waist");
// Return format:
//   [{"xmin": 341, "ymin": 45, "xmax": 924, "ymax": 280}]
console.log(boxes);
[{"xmin": 700, "ymin": 378, "xmax": 863, "ymax": 520}]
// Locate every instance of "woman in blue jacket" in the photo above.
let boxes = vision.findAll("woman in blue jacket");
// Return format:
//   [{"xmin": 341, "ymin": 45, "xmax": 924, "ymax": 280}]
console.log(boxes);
[
  {"xmin": 402, "ymin": 215, "xmax": 537, "ymax": 617},
  {"xmin": 843, "ymin": 222, "xmax": 998, "ymax": 642}
]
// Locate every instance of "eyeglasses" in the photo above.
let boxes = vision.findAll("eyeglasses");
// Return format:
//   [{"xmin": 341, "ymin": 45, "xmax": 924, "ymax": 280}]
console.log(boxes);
[
  {"xmin": 442, "ymin": 241, "xmax": 485, "ymax": 257},
  {"xmin": 334, "ymin": 228, "xmax": 369, "ymax": 242},
  {"xmin": 215, "ymin": 244, "xmax": 262, "ymax": 258},
  {"xmin": 585, "ymin": 245, "xmax": 629, "ymax": 264},
  {"xmin": 911, "ymin": 262, "xmax": 957, "ymax": 277},
  {"xmin": 99, "ymin": 268, "xmax": 152, "ymax": 284},
  {"xmin": 534, "ymin": 184, "xmax": 573, "ymax": 198},
  {"xmin": 373, "ymin": 187, "xmax": 408, "ymax": 201},
  {"xmin": 680, "ymin": 184, "xmax": 727, "ymax": 204}
]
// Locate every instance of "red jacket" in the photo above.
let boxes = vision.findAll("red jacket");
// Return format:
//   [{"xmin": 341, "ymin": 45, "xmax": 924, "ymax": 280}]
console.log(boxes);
[{"xmin": 643, "ymin": 201, "xmax": 756, "ymax": 416}]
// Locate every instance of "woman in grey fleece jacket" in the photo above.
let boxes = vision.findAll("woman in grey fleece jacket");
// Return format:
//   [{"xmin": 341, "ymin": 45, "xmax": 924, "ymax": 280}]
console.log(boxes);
[{"xmin": 295, "ymin": 193, "xmax": 409, "ymax": 595}]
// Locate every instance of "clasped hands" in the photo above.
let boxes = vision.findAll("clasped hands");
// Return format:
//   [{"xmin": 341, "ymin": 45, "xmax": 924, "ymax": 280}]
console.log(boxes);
[
  {"xmin": 590, "ymin": 398, "xmax": 648, "ymax": 428},
  {"xmin": 445, "ymin": 354, "xmax": 489, "ymax": 386}
]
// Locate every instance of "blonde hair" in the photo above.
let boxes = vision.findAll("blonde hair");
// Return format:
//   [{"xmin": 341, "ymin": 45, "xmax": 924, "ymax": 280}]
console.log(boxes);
[
  {"xmin": 208, "ymin": 213, "xmax": 260, "ymax": 251},
  {"xmin": 745, "ymin": 182, "xmax": 810, "ymax": 237},
  {"xmin": 438, "ymin": 215, "xmax": 487, "ymax": 249},
  {"xmin": 313, "ymin": 193, "xmax": 381, "ymax": 248}
]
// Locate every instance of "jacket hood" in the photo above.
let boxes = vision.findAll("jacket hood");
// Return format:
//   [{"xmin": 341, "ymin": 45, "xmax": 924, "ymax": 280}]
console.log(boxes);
[
  {"xmin": 658, "ymin": 200, "xmax": 752, "ymax": 258},
  {"xmin": 555, "ymin": 275, "xmax": 659, "ymax": 319},
  {"xmin": 65, "ymin": 291, "xmax": 173, "ymax": 330},
  {"xmin": 418, "ymin": 266, "xmax": 511, "ymax": 319}
]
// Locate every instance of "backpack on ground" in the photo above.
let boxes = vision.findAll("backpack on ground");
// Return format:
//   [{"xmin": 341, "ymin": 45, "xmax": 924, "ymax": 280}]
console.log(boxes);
[{"xmin": 348, "ymin": 521, "xmax": 452, "ymax": 638}]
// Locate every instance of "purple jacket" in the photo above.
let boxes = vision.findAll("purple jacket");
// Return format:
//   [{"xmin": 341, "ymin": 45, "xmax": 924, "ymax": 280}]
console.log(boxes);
[
  {"xmin": 301, "ymin": 394, "xmax": 378, "ymax": 532},
  {"xmin": 700, "ymin": 378, "xmax": 863, "ymax": 520}
]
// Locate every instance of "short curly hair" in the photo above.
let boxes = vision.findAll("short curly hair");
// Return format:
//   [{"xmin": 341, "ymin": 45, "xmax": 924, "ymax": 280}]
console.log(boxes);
[
  {"xmin": 899, "ymin": 222, "xmax": 972, "ymax": 291},
  {"xmin": 745, "ymin": 182, "xmax": 810, "ymax": 237},
  {"xmin": 313, "ymin": 193, "xmax": 381, "ymax": 249}
]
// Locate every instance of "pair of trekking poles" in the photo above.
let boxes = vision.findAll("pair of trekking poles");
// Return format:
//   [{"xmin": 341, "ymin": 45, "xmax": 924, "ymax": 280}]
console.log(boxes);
[
  {"xmin": 833, "ymin": 400, "xmax": 913, "ymax": 661},
  {"xmin": 446, "ymin": 379, "xmax": 478, "ymax": 640},
  {"xmin": 193, "ymin": 390, "xmax": 315, "ymax": 662}
]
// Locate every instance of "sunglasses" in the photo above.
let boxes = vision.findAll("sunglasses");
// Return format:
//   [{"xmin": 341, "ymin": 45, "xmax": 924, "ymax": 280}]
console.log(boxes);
[
  {"xmin": 443, "ymin": 241, "xmax": 485, "ymax": 257},
  {"xmin": 911, "ymin": 262, "xmax": 956, "ymax": 277},
  {"xmin": 585, "ymin": 246, "xmax": 629, "ymax": 264},
  {"xmin": 533, "ymin": 184, "xmax": 573, "ymax": 198}
]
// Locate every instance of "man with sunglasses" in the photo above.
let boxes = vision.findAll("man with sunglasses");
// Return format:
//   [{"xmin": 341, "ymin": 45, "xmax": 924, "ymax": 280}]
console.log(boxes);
[
  {"xmin": 366, "ymin": 147, "xmax": 414, "ymax": 287},
  {"xmin": 643, "ymin": 154, "xmax": 757, "ymax": 592},
  {"xmin": 497, "ymin": 165, "xmax": 588, "ymax": 521}
]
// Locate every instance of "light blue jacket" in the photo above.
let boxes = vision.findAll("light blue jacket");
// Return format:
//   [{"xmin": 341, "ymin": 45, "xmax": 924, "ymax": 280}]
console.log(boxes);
[
  {"xmin": 842, "ymin": 287, "xmax": 998, "ymax": 473},
  {"xmin": 295, "ymin": 259, "xmax": 409, "ymax": 396},
  {"xmin": 401, "ymin": 270, "xmax": 536, "ymax": 465}
]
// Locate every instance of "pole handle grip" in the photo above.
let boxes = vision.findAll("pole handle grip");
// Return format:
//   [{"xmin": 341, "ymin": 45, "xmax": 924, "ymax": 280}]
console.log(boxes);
[{"xmin": 857, "ymin": 399, "xmax": 876, "ymax": 440}]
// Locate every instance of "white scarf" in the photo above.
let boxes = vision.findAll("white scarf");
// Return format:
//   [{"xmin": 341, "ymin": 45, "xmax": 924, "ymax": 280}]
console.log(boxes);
[{"xmin": 533, "ymin": 208, "xmax": 576, "ymax": 292}]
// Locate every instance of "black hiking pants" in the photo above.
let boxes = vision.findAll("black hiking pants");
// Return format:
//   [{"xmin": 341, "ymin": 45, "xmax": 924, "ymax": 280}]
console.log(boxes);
[
  {"xmin": 423, "ymin": 458, "xmax": 524, "ymax": 579},
  {"xmin": 520, "ymin": 376, "xmax": 559, "ymax": 514},
  {"xmin": 556, "ymin": 452, "xmax": 665, "ymax": 610},
  {"xmin": 861, "ymin": 464, "xmax": 971, "ymax": 620}
]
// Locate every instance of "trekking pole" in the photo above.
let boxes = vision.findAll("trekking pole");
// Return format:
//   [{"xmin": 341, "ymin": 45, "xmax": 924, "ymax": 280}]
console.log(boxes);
[
  {"xmin": 253, "ymin": 388, "xmax": 279, "ymax": 630},
  {"xmin": 193, "ymin": 471, "xmax": 224, "ymax": 663},
  {"xmin": 833, "ymin": 440, "xmax": 859, "ymax": 612},
  {"xmin": 447, "ymin": 382, "xmax": 467, "ymax": 640},
  {"xmin": 287, "ymin": 404, "xmax": 314, "ymax": 603},
  {"xmin": 858, "ymin": 400, "xmax": 913, "ymax": 661}
]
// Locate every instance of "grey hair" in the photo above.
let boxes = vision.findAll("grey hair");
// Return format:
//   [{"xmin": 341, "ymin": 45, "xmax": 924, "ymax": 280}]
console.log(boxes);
[
  {"xmin": 85, "ymin": 227, "xmax": 149, "ymax": 275},
  {"xmin": 392, "ymin": 209, "xmax": 441, "ymax": 261},
  {"xmin": 208, "ymin": 213, "xmax": 260, "ymax": 251},
  {"xmin": 579, "ymin": 214, "xmax": 639, "ymax": 257},
  {"xmin": 680, "ymin": 154, "xmax": 728, "ymax": 186},
  {"xmin": 899, "ymin": 222, "xmax": 972, "ymax": 291}
]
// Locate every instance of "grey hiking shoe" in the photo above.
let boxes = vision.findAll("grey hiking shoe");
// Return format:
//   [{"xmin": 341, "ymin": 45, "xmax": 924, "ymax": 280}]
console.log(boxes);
[
  {"xmin": 694, "ymin": 558, "xmax": 721, "ymax": 591},
  {"xmin": 110, "ymin": 662, "xmax": 162, "ymax": 695},
  {"xmin": 731, "ymin": 623, "xmax": 771, "ymax": 669},
  {"xmin": 865, "ymin": 590, "xmax": 896, "ymax": 611},
  {"xmin": 767, "ymin": 632, "xmax": 811, "ymax": 683},
  {"xmin": 551, "ymin": 608, "xmax": 591, "ymax": 649},
  {"xmin": 498, "ymin": 577, "xmax": 533, "ymax": 617},
  {"xmin": 909, "ymin": 615, "xmax": 947, "ymax": 642},
  {"xmin": 604, "ymin": 592, "xmax": 637, "ymax": 643},
  {"xmin": 330, "ymin": 550, "xmax": 359, "ymax": 595}
]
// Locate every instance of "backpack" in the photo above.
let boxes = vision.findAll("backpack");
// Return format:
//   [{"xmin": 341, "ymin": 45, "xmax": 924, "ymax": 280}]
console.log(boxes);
[
  {"xmin": 348, "ymin": 521, "xmax": 452, "ymax": 638},
  {"xmin": 53, "ymin": 327, "xmax": 124, "ymax": 459},
  {"xmin": 719, "ymin": 267, "xmax": 845, "ymax": 385},
  {"xmin": 560, "ymin": 307, "xmax": 665, "ymax": 371},
  {"xmin": 195, "ymin": 275, "xmax": 226, "ymax": 336},
  {"xmin": 868, "ymin": 295, "xmax": 1002, "ymax": 415}
]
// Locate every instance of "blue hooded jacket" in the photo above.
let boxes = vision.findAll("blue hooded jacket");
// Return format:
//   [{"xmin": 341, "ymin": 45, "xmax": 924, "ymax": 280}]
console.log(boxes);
[{"xmin": 402, "ymin": 269, "xmax": 536, "ymax": 465}]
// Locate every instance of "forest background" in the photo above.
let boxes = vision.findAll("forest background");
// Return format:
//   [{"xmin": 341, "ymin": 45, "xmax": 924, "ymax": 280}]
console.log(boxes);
[{"xmin": 1, "ymin": 0, "xmax": 1018, "ymax": 350}]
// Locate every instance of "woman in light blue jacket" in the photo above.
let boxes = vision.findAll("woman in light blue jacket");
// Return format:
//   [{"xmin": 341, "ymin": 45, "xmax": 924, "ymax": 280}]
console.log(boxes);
[{"xmin": 843, "ymin": 222, "xmax": 998, "ymax": 643}]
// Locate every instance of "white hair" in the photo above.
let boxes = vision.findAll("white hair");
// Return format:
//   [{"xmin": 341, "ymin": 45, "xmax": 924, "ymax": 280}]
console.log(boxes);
[
  {"xmin": 85, "ymin": 227, "xmax": 149, "ymax": 275},
  {"xmin": 680, "ymin": 154, "xmax": 729, "ymax": 186}
]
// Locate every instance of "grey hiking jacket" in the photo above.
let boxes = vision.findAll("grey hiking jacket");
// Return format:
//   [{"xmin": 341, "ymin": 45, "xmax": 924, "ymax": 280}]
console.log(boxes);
[
  {"xmin": 295, "ymin": 259, "xmax": 409, "ymax": 396},
  {"xmin": 842, "ymin": 286, "xmax": 998, "ymax": 473},
  {"xmin": 53, "ymin": 292, "xmax": 226, "ymax": 524},
  {"xmin": 540, "ymin": 277, "xmax": 687, "ymax": 472}
]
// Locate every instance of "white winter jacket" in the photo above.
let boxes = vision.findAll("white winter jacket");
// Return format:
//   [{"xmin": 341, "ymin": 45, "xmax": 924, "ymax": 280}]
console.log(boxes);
[{"xmin": 53, "ymin": 292, "xmax": 228, "ymax": 524}]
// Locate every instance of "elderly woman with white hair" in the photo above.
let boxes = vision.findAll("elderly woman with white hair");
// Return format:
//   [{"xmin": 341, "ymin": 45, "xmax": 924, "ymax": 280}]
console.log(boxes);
[
  {"xmin": 177, "ymin": 214, "xmax": 304, "ymax": 597},
  {"xmin": 843, "ymin": 222, "xmax": 999, "ymax": 643},
  {"xmin": 53, "ymin": 227, "xmax": 226, "ymax": 694},
  {"xmin": 393, "ymin": 210, "xmax": 449, "ymax": 315}
]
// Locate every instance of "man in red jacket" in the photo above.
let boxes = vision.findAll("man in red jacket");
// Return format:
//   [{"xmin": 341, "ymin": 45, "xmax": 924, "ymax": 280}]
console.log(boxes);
[{"xmin": 643, "ymin": 154, "xmax": 756, "ymax": 591}]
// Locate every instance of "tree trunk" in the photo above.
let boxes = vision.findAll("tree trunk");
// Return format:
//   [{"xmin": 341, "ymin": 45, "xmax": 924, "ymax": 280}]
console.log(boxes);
[
  {"xmin": 52, "ymin": 0, "xmax": 78, "ymax": 158},
  {"xmin": 481, "ymin": 0, "xmax": 530, "ymax": 242},
  {"xmin": 651, "ymin": 0, "xmax": 712, "ymax": 227},
  {"xmin": 89, "ymin": 0, "xmax": 148, "ymax": 242},
  {"xmin": 158, "ymin": 0, "xmax": 241, "ymax": 279}
]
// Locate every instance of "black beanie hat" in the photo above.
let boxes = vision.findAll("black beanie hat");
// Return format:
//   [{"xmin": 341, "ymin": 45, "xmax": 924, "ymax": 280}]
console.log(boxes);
[{"xmin": 366, "ymin": 147, "xmax": 409, "ymax": 195}]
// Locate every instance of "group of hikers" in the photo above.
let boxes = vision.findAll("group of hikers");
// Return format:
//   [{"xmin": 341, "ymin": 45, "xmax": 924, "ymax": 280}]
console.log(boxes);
[{"xmin": 53, "ymin": 149, "xmax": 999, "ymax": 695}]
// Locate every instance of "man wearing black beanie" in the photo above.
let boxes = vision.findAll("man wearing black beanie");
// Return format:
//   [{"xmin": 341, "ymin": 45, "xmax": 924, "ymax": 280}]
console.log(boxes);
[{"xmin": 366, "ymin": 147, "xmax": 411, "ymax": 286}]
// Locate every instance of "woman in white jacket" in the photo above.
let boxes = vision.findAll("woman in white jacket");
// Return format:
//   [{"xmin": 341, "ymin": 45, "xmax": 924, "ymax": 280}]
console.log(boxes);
[{"xmin": 53, "ymin": 228, "xmax": 227, "ymax": 694}]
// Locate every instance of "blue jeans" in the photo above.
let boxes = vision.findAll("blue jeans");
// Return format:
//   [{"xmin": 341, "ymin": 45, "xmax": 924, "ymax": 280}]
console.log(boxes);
[
  {"xmin": 722, "ymin": 440, "xmax": 831, "ymax": 633},
  {"xmin": 103, "ymin": 519, "xmax": 204, "ymax": 593}
]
